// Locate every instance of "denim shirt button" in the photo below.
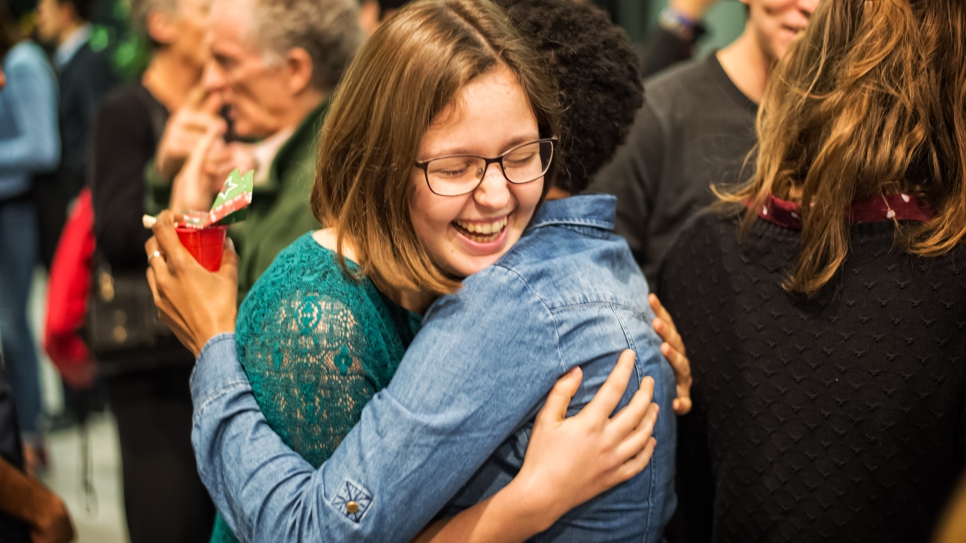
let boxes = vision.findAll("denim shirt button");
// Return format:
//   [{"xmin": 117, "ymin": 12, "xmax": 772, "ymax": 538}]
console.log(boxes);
[{"xmin": 346, "ymin": 502, "xmax": 359, "ymax": 514}]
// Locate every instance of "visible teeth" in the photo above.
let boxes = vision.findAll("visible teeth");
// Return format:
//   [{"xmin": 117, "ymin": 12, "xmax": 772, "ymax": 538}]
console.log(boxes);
[{"xmin": 455, "ymin": 216, "xmax": 508, "ymax": 239}]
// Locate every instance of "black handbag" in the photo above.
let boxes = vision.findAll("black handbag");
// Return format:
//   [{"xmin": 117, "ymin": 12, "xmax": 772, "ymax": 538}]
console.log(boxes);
[
  {"xmin": 82, "ymin": 85, "xmax": 193, "ymax": 373},
  {"xmin": 83, "ymin": 252, "xmax": 192, "ymax": 373}
]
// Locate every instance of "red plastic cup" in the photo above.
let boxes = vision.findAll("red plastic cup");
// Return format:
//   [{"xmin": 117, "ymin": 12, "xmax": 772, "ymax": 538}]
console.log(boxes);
[{"xmin": 176, "ymin": 225, "xmax": 229, "ymax": 271}]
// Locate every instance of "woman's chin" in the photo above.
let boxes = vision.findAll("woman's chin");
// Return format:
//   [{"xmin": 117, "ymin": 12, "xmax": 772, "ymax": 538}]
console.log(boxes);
[{"xmin": 444, "ymin": 229, "xmax": 515, "ymax": 277}]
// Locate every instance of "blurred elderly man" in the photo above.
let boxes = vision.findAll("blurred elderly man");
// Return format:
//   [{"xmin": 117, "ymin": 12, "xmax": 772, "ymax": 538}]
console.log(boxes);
[
  {"xmin": 154, "ymin": 0, "xmax": 362, "ymax": 297},
  {"xmin": 88, "ymin": 0, "xmax": 220, "ymax": 541}
]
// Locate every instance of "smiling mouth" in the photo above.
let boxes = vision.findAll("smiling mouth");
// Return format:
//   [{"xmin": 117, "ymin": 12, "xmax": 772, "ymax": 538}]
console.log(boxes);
[{"xmin": 453, "ymin": 216, "xmax": 509, "ymax": 244}]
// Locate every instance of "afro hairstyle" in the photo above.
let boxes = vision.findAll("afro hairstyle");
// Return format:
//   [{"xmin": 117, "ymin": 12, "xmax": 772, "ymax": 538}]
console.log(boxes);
[{"xmin": 495, "ymin": 0, "xmax": 643, "ymax": 194}]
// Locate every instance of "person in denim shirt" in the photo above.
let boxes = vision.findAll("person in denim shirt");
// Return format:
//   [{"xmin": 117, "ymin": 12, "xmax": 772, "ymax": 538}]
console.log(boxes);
[{"xmin": 147, "ymin": 0, "xmax": 681, "ymax": 541}]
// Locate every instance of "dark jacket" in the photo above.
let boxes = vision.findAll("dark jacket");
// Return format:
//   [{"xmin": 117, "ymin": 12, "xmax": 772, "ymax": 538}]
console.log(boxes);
[
  {"xmin": 59, "ymin": 41, "xmax": 116, "ymax": 197},
  {"xmin": 34, "ymin": 41, "xmax": 116, "ymax": 270}
]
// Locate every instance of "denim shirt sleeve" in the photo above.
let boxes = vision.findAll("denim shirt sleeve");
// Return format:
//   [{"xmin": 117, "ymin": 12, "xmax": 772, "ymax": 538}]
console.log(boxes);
[
  {"xmin": 0, "ymin": 45, "xmax": 60, "ymax": 177},
  {"xmin": 191, "ymin": 267, "xmax": 567, "ymax": 542}
]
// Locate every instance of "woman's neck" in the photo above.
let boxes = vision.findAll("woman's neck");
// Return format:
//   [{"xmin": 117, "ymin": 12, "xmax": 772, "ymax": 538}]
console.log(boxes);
[
  {"xmin": 141, "ymin": 50, "xmax": 203, "ymax": 112},
  {"xmin": 383, "ymin": 285, "xmax": 437, "ymax": 316},
  {"xmin": 716, "ymin": 30, "xmax": 771, "ymax": 105}
]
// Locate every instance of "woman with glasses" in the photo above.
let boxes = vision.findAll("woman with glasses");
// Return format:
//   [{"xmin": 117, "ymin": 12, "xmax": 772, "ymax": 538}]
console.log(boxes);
[{"xmin": 145, "ymin": 0, "xmax": 679, "ymax": 540}]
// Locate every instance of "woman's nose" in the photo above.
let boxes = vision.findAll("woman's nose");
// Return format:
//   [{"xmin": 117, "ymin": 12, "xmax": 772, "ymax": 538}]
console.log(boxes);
[{"xmin": 473, "ymin": 164, "xmax": 511, "ymax": 209}]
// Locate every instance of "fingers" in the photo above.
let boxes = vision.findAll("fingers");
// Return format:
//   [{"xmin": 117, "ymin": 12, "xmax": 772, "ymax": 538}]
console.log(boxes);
[
  {"xmin": 673, "ymin": 396, "xmax": 693, "ymax": 416},
  {"xmin": 218, "ymin": 237, "xmax": 240, "ymax": 282},
  {"xmin": 185, "ymin": 85, "xmax": 206, "ymax": 109},
  {"xmin": 616, "ymin": 437, "xmax": 657, "ymax": 482},
  {"xmin": 149, "ymin": 211, "xmax": 191, "ymax": 272},
  {"xmin": 614, "ymin": 403, "xmax": 659, "ymax": 462},
  {"xmin": 177, "ymin": 111, "xmax": 224, "ymax": 134},
  {"xmin": 536, "ymin": 367, "xmax": 583, "ymax": 426},
  {"xmin": 582, "ymin": 349, "xmax": 636, "ymax": 420},
  {"xmin": 663, "ymin": 340, "xmax": 693, "ymax": 415},
  {"xmin": 650, "ymin": 293, "xmax": 694, "ymax": 415},
  {"xmin": 661, "ymin": 341, "xmax": 690, "ymax": 378},
  {"xmin": 201, "ymin": 90, "xmax": 224, "ymax": 116},
  {"xmin": 188, "ymin": 125, "xmax": 224, "ymax": 171},
  {"xmin": 650, "ymin": 293, "xmax": 685, "ymax": 356},
  {"xmin": 608, "ymin": 376, "xmax": 655, "ymax": 440},
  {"xmin": 146, "ymin": 254, "xmax": 181, "ymax": 329},
  {"xmin": 170, "ymin": 126, "xmax": 224, "ymax": 211},
  {"xmin": 146, "ymin": 265, "xmax": 173, "ymax": 324}
]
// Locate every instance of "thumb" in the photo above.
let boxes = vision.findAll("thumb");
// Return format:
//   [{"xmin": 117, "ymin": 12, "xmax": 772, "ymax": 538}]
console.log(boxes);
[
  {"xmin": 185, "ymin": 85, "xmax": 206, "ymax": 109},
  {"xmin": 536, "ymin": 367, "xmax": 583, "ymax": 425},
  {"xmin": 185, "ymin": 125, "xmax": 223, "ymax": 175}
]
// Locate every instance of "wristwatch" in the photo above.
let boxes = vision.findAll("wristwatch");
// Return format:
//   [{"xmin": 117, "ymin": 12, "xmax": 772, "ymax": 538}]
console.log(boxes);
[{"xmin": 659, "ymin": 6, "xmax": 699, "ymax": 42}]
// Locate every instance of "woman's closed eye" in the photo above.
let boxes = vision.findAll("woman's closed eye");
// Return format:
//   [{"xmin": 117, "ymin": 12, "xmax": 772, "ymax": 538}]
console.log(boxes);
[
  {"xmin": 429, "ymin": 158, "xmax": 476, "ymax": 178},
  {"xmin": 504, "ymin": 151, "xmax": 538, "ymax": 167}
]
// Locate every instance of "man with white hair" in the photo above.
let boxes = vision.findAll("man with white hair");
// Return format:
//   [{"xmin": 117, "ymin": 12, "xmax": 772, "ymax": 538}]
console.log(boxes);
[{"xmin": 155, "ymin": 0, "xmax": 363, "ymax": 297}]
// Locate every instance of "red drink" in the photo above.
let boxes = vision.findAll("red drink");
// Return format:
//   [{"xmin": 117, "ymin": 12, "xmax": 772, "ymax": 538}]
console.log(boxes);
[{"xmin": 176, "ymin": 225, "xmax": 229, "ymax": 271}]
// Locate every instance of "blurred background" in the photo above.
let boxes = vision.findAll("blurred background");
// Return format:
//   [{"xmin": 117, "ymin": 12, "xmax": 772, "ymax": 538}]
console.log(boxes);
[{"xmin": 3, "ymin": 0, "xmax": 748, "ymax": 541}]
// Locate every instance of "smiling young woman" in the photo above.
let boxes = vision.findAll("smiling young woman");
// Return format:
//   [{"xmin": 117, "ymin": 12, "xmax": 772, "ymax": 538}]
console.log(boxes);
[
  {"xmin": 311, "ymin": 0, "xmax": 559, "ymax": 296},
  {"xmin": 144, "ymin": 1, "xmax": 681, "ymax": 541}
]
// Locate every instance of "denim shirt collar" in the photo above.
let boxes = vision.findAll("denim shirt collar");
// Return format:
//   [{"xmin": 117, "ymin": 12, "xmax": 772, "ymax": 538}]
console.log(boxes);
[{"xmin": 528, "ymin": 194, "xmax": 616, "ymax": 237}]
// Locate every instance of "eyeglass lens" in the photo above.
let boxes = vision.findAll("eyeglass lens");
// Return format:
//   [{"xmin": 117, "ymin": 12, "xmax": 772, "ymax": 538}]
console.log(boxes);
[{"xmin": 426, "ymin": 140, "xmax": 552, "ymax": 196}]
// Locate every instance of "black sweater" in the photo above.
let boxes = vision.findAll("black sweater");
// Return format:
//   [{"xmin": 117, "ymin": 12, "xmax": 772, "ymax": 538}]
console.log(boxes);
[
  {"xmin": 591, "ymin": 55, "xmax": 758, "ymax": 284},
  {"xmin": 658, "ymin": 206, "xmax": 966, "ymax": 543}
]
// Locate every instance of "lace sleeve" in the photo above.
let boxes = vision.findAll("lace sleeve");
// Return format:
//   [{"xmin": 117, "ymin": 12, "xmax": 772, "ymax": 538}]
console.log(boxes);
[{"xmin": 234, "ymin": 237, "xmax": 406, "ymax": 467}]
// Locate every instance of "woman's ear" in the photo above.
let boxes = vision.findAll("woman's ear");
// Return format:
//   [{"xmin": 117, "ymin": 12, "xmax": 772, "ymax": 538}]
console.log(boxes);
[
  {"xmin": 285, "ymin": 47, "xmax": 315, "ymax": 96},
  {"xmin": 146, "ymin": 9, "xmax": 176, "ymax": 46}
]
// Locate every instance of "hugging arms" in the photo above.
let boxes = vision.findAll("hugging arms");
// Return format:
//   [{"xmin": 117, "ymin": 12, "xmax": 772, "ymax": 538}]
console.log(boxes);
[{"xmin": 146, "ymin": 208, "xmax": 690, "ymax": 542}]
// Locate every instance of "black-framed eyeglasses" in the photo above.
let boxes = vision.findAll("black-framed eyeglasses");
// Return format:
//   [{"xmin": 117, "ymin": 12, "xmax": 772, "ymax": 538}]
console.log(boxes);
[{"xmin": 415, "ymin": 137, "xmax": 557, "ymax": 197}]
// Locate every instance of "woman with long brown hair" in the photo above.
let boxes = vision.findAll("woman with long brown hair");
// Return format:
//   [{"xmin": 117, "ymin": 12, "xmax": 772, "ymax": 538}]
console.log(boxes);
[{"xmin": 659, "ymin": 0, "xmax": 966, "ymax": 541}]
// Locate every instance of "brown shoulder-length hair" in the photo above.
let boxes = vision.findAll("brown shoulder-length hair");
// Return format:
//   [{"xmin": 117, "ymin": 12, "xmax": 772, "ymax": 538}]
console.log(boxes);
[
  {"xmin": 311, "ymin": 0, "xmax": 561, "ymax": 297},
  {"xmin": 721, "ymin": 0, "xmax": 966, "ymax": 296}
]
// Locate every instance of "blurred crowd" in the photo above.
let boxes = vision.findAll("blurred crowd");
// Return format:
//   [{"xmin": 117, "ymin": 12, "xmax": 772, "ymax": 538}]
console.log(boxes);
[{"xmin": 1, "ymin": 0, "xmax": 965, "ymax": 542}]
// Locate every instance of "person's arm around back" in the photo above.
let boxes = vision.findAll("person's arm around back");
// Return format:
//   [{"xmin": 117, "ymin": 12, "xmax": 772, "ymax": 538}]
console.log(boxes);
[
  {"xmin": 146, "ymin": 211, "xmax": 673, "ymax": 542},
  {"xmin": 413, "ymin": 354, "xmax": 660, "ymax": 542}
]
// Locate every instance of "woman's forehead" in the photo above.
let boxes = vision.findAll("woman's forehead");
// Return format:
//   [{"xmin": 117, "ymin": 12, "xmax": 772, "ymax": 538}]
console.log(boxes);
[{"xmin": 420, "ymin": 67, "xmax": 539, "ymax": 156}]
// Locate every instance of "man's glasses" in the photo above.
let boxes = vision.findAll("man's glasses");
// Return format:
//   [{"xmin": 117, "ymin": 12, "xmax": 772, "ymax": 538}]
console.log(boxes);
[{"xmin": 415, "ymin": 137, "xmax": 556, "ymax": 197}]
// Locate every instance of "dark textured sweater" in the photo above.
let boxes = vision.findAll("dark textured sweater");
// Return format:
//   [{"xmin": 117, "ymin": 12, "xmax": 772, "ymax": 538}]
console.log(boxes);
[
  {"xmin": 590, "ymin": 54, "xmax": 758, "ymax": 284},
  {"xmin": 657, "ymin": 206, "xmax": 966, "ymax": 543}
]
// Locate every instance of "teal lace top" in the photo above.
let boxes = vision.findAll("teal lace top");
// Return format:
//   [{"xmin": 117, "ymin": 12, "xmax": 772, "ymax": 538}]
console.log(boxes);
[{"xmin": 210, "ymin": 233, "xmax": 421, "ymax": 543}]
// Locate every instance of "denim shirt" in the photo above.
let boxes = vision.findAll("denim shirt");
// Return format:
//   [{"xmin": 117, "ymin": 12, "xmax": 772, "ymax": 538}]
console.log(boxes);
[
  {"xmin": 0, "ymin": 41, "xmax": 60, "ymax": 200},
  {"xmin": 191, "ymin": 194, "xmax": 677, "ymax": 542}
]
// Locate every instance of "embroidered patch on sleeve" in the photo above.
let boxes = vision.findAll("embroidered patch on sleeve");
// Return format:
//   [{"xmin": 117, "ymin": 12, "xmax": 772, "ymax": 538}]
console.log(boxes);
[{"xmin": 333, "ymin": 481, "xmax": 373, "ymax": 523}]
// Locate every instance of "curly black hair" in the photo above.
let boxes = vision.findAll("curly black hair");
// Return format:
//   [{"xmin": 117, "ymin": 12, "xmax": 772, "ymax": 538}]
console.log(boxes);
[{"xmin": 495, "ymin": 0, "xmax": 643, "ymax": 194}]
